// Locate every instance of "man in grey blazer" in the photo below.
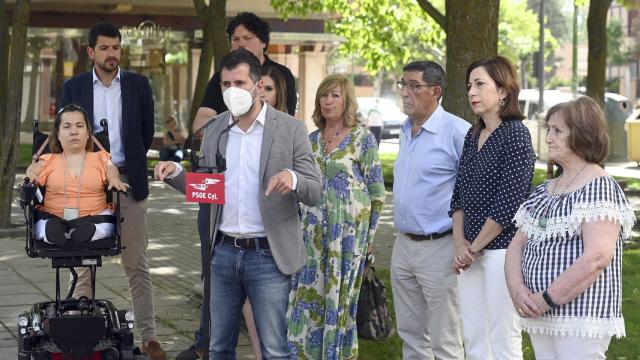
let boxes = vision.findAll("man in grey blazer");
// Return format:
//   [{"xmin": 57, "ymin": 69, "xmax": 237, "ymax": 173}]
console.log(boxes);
[{"xmin": 155, "ymin": 49, "xmax": 321, "ymax": 359}]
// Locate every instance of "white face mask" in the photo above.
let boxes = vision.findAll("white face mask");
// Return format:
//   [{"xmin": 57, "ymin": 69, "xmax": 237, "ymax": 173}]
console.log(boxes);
[{"xmin": 222, "ymin": 83, "xmax": 258, "ymax": 117}]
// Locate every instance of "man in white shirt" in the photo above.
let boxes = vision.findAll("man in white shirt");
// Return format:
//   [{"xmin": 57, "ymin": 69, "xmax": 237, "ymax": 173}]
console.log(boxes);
[{"xmin": 155, "ymin": 49, "xmax": 321, "ymax": 359}]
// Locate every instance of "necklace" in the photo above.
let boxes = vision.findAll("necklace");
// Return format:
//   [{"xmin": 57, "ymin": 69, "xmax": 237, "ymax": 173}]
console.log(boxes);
[
  {"xmin": 538, "ymin": 162, "xmax": 588, "ymax": 229},
  {"xmin": 324, "ymin": 127, "xmax": 343, "ymax": 153}
]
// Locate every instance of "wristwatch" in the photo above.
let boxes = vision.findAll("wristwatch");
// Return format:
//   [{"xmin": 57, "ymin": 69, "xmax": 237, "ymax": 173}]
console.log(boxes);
[{"xmin": 542, "ymin": 290, "xmax": 559, "ymax": 309}]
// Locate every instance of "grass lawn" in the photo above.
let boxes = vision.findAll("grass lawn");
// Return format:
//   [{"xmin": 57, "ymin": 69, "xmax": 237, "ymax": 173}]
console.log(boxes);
[
  {"xmin": 19, "ymin": 143, "xmax": 32, "ymax": 168},
  {"xmin": 359, "ymin": 250, "xmax": 640, "ymax": 359},
  {"xmin": 380, "ymin": 151, "xmax": 548, "ymax": 189},
  {"xmin": 379, "ymin": 151, "xmax": 640, "ymax": 191}
]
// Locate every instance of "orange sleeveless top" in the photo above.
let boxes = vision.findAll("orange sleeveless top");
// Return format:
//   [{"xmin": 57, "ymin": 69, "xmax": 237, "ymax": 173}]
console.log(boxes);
[{"xmin": 36, "ymin": 151, "xmax": 110, "ymax": 218}]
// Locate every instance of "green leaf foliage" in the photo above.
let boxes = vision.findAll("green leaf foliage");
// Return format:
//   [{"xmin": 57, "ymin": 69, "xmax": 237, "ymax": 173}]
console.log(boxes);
[
  {"xmin": 499, "ymin": 0, "xmax": 559, "ymax": 63},
  {"xmin": 273, "ymin": 0, "xmax": 552, "ymax": 76},
  {"xmin": 273, "ymin": 0, "xmax": 444, "ymax": 75}
]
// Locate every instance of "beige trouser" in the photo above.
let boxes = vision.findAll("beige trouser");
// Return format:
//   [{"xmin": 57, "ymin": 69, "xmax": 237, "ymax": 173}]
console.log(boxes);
[
  {"xmin": 390, "ymin": 232, "xmax": 464, "ymax": 360},
  {"xmin": 73, "ymin": 177, "xmax": 156, "ymax": 342}
]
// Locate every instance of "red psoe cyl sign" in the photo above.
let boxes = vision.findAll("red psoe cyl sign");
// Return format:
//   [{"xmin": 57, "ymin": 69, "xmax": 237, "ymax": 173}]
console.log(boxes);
[{"xmin": 184, "ymin": 172, "xmax": 225, "ymax": 204}]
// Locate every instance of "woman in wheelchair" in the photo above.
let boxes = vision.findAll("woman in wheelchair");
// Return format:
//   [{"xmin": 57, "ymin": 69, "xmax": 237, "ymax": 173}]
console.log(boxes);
[{"xmin": 25, "ymin": 104, "xmax": 129, "ymax": 246}]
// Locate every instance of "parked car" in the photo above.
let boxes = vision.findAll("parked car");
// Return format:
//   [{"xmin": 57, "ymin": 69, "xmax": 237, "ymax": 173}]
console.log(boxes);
[
  {"xmin": 518, "ymin": 89, "xmax": 633, "ymax": 120},
  {"xmin": 518, "ymin": 89, "xmax": 575, "ymax": 120},
  {"xmin": 357, "ymin": 97, "xmax": 405, "ymax": 139}
]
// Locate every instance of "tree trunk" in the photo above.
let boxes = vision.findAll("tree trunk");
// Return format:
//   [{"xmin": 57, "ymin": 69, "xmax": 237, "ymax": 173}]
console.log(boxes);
[
  {"xmin": 0, "ymin": 0, "xmax": 30, "ymax": 228},
  {"xmin": 210, "ymin": 0, "xmax": 229, "ymax": 72},
  {"xmin": 188, "ymin": 21, "xmax": 215, "ymax": 132},
  {"xmin": 72, "ymin": 38, "xmax": 89, "ymax": 76},
  {"xmin": 187, "ymin": 0, "xmax": 228, "ymax": 133},
  {"xmin": 442, "ymin": 0, "xmax": 499, "ymax": 123},
  {"xmin": 54, "ymin": 36, "xmax": 64, "ymax": 107},
  {"xmin": 0, "ymin": 0, "xmax": 9, "ymax": 134},
  {"xmin": 24, "ymin": 38, "xmax": 45, "ymax": 128},
  {"xmin": 586, "ymin": 0, "xmax": 612, "ymax": 107}
]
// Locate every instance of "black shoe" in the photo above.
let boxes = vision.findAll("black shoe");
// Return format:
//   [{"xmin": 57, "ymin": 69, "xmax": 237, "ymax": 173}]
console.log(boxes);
[
  {"xmin": 175, "ymin": 347, "xmax": 202, "ymax": 360},
  {"xmin": 45, "ymin": 219, "xmax": 67, "ymax": 246},
  {"xmin": 70, "ymin": 222, "xmax": 96, "ymax": 244}
]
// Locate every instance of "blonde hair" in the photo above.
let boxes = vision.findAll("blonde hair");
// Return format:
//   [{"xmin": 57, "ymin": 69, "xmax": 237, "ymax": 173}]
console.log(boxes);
[{"xmin": 312, "ymin": 75, "xmax": 358, "ymax": 129}]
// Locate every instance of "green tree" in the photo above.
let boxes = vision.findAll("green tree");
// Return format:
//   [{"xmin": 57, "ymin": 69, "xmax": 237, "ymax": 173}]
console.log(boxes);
[
  {"xmin": 527, "ymin": 0, "xmax": 571, "ymax": 43},
  {"xmin": 189, "ymin": 0, "xmax": 229, "ymax": 133},
  {"xmin": 273, "ymin": 0, "xmax": 545, "ymax": 122},
  {"xmin": 607, "ymin": 20, "xmax": 630, "ymax": 66},
  {"xmin": 499, "ymin": 0, "xmax": 547, "ymax": 63},
  {"xmin": 0, "ymin": 0, "xmax": 30, "ymax": 228}
]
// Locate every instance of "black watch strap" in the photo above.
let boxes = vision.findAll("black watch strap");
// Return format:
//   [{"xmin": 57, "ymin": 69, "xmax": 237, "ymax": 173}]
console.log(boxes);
[{"xmin": 543, "ymin": 290, "xmax": 559, "ymax": 309}]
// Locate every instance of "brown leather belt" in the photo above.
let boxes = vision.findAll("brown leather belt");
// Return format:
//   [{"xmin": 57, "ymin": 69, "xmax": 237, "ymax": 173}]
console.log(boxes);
[
  {"xmin": 405, "ymin": 229, "xmax": 453, "ymax": 241},
  {"xmin": 219, "ymin": 233, "xmax": 269, "ymax": 250}
]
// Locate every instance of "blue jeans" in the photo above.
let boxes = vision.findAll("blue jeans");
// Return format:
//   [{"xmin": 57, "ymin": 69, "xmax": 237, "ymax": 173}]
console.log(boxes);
[{"xmin": 209, "ymin": 240, "xmax": 290, "ymax": 359}]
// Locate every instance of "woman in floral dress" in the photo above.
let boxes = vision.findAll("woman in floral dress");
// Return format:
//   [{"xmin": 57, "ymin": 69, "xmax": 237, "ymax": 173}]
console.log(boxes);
[{"xmin": 287, "ymin": 75, "xmax": 386, "ymax": 360}]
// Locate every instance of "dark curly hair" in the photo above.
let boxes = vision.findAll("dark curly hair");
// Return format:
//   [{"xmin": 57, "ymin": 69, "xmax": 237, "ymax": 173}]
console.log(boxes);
[{"xmin": 226, "ymin": 12, "xmax": 271, "ymax": 54}]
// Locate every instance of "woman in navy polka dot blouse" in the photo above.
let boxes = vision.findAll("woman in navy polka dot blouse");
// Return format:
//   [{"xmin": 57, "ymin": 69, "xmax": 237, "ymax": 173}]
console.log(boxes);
[{"xmin": 449, "ymin": 56, "xmax": 536, "ymax": 359}]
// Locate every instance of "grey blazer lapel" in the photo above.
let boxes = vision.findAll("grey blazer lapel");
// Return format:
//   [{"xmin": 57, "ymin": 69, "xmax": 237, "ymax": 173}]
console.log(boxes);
[{"xmin": 259, "ymin": 105, "xmax": 277, "ymax": 181}]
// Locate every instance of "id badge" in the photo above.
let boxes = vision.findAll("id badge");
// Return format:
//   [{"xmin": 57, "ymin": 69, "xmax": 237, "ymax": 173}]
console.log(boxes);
[{"xmin": 63, "ymin": 207, "xmax": 79, "ymax": 220}]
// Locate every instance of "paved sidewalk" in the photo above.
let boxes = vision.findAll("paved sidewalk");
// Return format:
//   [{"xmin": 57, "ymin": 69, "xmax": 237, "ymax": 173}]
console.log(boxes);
[{"xmin": 0, "ymin": 179, "xmax": 255, "ymax": 359}]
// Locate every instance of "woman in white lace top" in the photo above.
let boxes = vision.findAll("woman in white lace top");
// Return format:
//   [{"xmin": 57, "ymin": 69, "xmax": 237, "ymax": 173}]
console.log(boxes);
[{"xmin": 505, "ymin": 96, "xmax": 635, "ymax": 360}]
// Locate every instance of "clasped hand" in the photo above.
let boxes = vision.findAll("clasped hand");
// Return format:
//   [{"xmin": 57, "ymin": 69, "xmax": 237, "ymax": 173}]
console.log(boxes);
[
  {"xmin": 511, "ymin": 286, "xmax": 549, "ymax": 318},
  {"xmin": 452, "ymin": 239, "xmax": 479, "ymax": 274}
]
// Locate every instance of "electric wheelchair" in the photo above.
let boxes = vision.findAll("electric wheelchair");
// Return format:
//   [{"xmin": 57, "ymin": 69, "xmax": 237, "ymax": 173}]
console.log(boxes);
[{"xmin": 17, "ymin": 119, "xmax": 148, "ymax": 360}]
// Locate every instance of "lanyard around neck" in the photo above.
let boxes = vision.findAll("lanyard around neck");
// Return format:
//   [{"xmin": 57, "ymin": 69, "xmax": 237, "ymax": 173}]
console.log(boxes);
[{"xmin": 62, "ymin": 152, "xmax": 87, "ymax": 210}]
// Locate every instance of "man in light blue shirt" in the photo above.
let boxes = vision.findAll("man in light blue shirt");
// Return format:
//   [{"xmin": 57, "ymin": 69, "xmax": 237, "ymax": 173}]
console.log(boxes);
[{"xmin": 391, "ymin": 61, "xmax": 470, "ymax": 360}]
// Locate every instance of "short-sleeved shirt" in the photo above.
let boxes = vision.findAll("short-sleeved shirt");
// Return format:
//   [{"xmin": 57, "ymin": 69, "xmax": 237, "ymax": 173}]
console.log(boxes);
[
  {"xmin": 36, "ymin": 151, "xmax": 110, "ymax": 218},
  {"xmin": 393, "ymin": 105, "xmax": 470, "ymax": 235},
  {"xmin": 200, "ymin": 56, "xmax": 297, "ymax": 116},
  {"xmin": 514, "ymin": 176, "xmax": 635, "ymax": 338},
  {"xmin": 450, "ymin": 120, "xmax": 535, "ymax": 249}
]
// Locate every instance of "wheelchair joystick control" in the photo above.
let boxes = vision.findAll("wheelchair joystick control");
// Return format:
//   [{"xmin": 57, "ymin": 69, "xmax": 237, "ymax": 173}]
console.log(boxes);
[{"xmin": 21, "ymin": 179, "xmax": 36, "ymax": 206}]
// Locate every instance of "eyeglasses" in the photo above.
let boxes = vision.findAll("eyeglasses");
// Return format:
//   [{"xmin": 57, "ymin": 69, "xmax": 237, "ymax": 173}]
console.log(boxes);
[{"xmin": 396, "ymin": 80, "xmax": 436, "ymax": 92}]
